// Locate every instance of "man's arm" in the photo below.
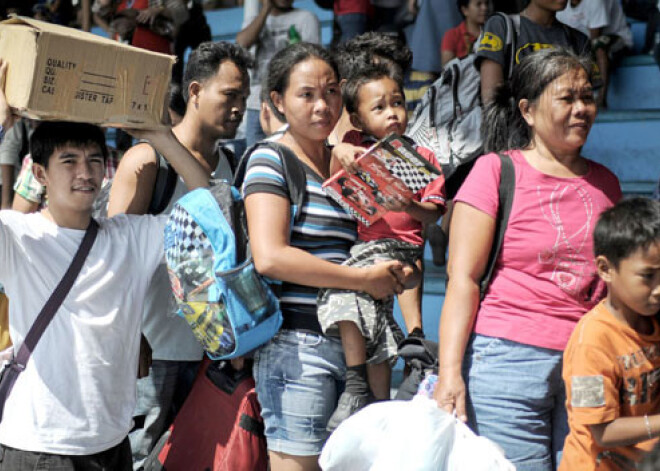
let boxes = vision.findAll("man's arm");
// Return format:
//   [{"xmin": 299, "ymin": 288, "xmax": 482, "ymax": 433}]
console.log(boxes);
[
  {"xmin": 480, "ymin": 58, "xmax": 504, "ymax": 105},
  {"xmin": 236, "ymin": 0, "xmax": 271, "ymax": 48},
  {"xmin": 0, "ymin": 60, "xmax": 17, "ymax": 209},
  {"xmin": 107, "ymin": 142, "xmax": 159, "ymax": 216}
]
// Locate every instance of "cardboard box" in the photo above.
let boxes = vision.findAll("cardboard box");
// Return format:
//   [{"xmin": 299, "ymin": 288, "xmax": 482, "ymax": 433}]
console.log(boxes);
[{"xmin": 0, "ymin": 17, "xmax": 174, "ymax": 129}]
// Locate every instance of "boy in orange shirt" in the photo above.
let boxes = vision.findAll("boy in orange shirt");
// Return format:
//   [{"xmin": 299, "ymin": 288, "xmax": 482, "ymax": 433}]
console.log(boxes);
[{"xmin": 561, "ymin": 197, "xmax": 660, "ymax": 470}]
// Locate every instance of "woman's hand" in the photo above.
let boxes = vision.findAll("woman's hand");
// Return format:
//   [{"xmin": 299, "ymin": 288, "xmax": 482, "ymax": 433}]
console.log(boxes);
[
  {"xmin": 361, "ymin": 260, "xmax": 406, "ymax": 299},
  {"xmin": 433, "ymin": 366, "xmax": 468, "ymax": 422}
]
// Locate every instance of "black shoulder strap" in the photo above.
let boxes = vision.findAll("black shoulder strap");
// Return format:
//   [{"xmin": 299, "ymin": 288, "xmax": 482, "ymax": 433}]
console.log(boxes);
[
  {"xmin": 0, "ymin": 219, "xmax": 99, "ymax": 422},
  {"xmin": 479, "ymin": 153, "xmax": 515, "ymax": 299},
  {"xmin": 148, "ymin": 149, "xmax": 179, "ymax": 215},
  {"xmin": 233, "ymin": 141, "xmax": 307, "ymax": 223}
]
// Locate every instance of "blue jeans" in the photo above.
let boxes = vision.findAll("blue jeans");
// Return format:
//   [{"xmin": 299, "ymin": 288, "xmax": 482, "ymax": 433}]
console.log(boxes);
[
  {"xmin": 463, "ymin": 334, "xmax": 568, "ymax": 471},
  {"xmin": 254, "ymin": 330, "xmax": 346, "ymax": 456},
  {"xmin": 129, "ymin": 360, "xmax": 199, "ymax": 470},
  {"xmin": 335, "ymin": 13, "xmax": 368, "ymax": 44}
]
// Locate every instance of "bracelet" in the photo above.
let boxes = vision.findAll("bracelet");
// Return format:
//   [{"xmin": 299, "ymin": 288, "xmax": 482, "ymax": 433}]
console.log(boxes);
[{"xmin": 645, "ymin": 414, "xmax": 653, "ymax": 440}]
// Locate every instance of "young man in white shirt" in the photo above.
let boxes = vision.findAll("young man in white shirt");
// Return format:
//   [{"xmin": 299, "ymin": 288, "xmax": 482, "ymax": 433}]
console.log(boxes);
[
  {"xmin": 0, "ymin": 64, "xmax": 209, "ymax": 469},
  {"xmin": 108, "ymin": 41, "xmax": 252, "ymax": 469}
]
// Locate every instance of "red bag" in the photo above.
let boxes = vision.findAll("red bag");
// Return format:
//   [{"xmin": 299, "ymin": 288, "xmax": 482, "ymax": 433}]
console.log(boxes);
[{"xmin": 145, "ymin": 358, "xmax": 268, "ymax": 471}]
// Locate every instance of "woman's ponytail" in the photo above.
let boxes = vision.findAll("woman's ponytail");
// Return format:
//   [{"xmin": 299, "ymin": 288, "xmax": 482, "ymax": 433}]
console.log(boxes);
[{"xmin": 482, "ymin": 81, "xmax": 527, "ymax": 153}]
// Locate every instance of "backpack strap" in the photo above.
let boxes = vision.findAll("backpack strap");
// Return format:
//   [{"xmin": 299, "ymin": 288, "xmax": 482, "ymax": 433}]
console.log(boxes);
[
  {"xmin": 479, "ymin": 152, "xmax": 515, "ymax": 299},
  {"xmin": 147, "ymin": 149, "xmax": 179, "ymax": 215},
  {"xmin": 493, "ymin": 12, "xmax": 519, "ymax": 80},
  {"xmin": 233, "ymin": 141, "xmax": 307, "ymax": 223}
]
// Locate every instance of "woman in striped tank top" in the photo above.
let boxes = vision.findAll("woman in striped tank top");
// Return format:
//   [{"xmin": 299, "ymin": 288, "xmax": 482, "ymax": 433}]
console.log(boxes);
[{"xmin": 241, "ymin": 43, "xmax": 410, "ymax": 471}]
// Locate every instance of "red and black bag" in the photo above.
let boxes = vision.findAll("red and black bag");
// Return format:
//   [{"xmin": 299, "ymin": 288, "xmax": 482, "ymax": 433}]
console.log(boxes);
[{"xmin": 144, "ymin": 358, "xmax": 268, "ymax": 471}]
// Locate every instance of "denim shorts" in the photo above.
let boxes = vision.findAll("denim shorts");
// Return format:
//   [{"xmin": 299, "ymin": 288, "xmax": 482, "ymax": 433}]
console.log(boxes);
[
  {"xmin": 254, "ymin": 329, "xmax": 346, "ymax": 456},
  {"xmin": 463, "ymin": 334, "xmax": 568, "ymax": 471}
]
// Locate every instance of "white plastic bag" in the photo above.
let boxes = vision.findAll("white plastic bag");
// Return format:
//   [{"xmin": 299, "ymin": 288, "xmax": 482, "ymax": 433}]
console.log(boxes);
[
  {"xmin": 320, "ymin": 396, "xmax": 455, "ymax": 471},
  {"xmin": 448, "ymin": 420, "xmax": 516, "ymax": 471},
  {"xmin": 319, "ymin": 396, "xmax": 515, "ymax": 471}
]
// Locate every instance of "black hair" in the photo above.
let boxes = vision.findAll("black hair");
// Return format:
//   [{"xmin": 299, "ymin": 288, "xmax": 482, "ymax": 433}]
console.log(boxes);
[
  {"xmin": 482, "ymin": 48, "xmax": 594, "ymax": 153},
  {"xmin": 260, "ymin": 75, "xmax": 281, "ymax": 120},
  {"xmin": 342, "ymin": 63, "xmax": 404, "ymax": 114},
  {"xmin": 457, "ymin": 0, "xmax": 470, "ymax": 17},
  {"xmin": 30, "ymin": 122, "xmax": 108, "ymax": 168},
  {"xmin": 265, "ymin": 42, "xmax": 339, "ymax": 122},
  {"xmin": 182, "ymin": 41, "xmax": 253, "ymax": 104},
  {"xmin": 594, "ymin": 198, "xmax": 660, "ymax": 268},
  {"xmin": 333, "ymin": 32, "xmax": 412, "ymax": 80},
  {"xmin": 168, "ymin": 83, "xmax": 186, "ymax": 117}
]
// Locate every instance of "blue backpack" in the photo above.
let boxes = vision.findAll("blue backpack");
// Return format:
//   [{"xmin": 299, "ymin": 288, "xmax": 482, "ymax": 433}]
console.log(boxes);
[{"xmin": 164, "ymin": 142, "xmax": 307, "ymax": 359}]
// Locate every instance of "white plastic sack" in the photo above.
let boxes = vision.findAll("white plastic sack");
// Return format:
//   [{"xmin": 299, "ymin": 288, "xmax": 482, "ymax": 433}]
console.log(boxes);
[
  {"xmin": 320, "ymin": 396, "xmax": 454, "ymax": 471},
  {"xmin": 319, "ymin": 396, "xmax": 515, "ymax": 471},
  {"xmin": 448, "ymin": 420, "xmax": 516, "ymax": 471}
]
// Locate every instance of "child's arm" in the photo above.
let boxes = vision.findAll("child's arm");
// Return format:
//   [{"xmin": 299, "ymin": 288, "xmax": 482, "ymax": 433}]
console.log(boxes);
[
  {"xmin": 330, "ymin": 142, "xmax": 363, "ymax": 175},
  {"xmin": 590, "ymin": 415, "xmax": 660, "ymax": 448},
  {"xmin": 385, "ymin": 198, "xmax": 443, "ymax": 226}
]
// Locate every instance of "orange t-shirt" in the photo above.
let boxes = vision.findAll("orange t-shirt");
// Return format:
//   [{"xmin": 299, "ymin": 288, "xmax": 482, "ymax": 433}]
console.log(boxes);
[{"xmin": 561, "ymin": 301, "xmax": 660, "ymax": 471}]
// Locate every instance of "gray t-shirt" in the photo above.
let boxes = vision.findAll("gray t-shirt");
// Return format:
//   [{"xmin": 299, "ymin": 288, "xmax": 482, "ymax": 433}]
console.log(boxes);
[
  {"xmin": 243, "ymin": 8, "xmax": 320, "ymax": 110},
  {"xmin": 476, "ymin": 15, "xmax": 590, "ymax": 74}
]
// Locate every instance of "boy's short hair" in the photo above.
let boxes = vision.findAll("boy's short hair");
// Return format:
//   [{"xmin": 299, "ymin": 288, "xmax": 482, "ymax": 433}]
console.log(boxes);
[
  {"xmin": 334, "ymin": 32, "xmax": 412, "ymax": 80},
  {"xmin": 594, "ymin": 197, "xmax": 660, "ymax": 267},
  {"xmin": 342, "ymin": 63, "xmax": 405, "ymax": 114},
  {"xmin": 30, "ymin": 122, "xmax": 109, "ymax": 168},
  {"xmin": 182, "ymin": 41, "xmax": 253, "ymax": 104}
]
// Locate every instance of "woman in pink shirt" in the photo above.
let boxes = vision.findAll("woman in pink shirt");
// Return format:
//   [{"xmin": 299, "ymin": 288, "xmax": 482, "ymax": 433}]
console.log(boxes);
[{"xmin": 434, "ymin": 48, "xmax": 622, "ymax": 470}]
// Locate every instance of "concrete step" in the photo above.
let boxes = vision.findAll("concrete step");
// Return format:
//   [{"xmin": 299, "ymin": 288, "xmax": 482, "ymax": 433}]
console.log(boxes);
[
  {"xmin": 608, "ymin": 55, "xmax": 660, "ymax": 110},
  {"xmin": 585, "ymin": 109, "xmax": 660, "ymax": 184}
]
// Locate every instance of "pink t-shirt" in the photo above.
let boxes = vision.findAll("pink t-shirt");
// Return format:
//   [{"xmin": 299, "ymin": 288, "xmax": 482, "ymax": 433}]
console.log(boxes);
[
  {"xmin": 343, "ymin": 130, "xmax": 447, "ymax": 246},
  {"xmin": 455, "ymin": 150, "xmax": 622, "ymax": 351}
]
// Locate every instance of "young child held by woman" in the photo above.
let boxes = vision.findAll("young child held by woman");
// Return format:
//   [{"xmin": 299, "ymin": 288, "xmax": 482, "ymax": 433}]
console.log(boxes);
[
  {"xmin": 318, "ymin": 63, "xmax": 446, "ymax": 431},
  {"xmin": 561, "ymin": 198, "xmax": 660, "ymax": 470}
]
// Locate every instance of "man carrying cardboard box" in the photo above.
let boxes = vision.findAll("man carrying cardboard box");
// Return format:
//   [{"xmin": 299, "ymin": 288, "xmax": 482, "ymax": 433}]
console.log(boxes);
[
  {"xmin": 0, "ymin": 58, "xmax": 210, "ymax": 469},
  {"xmin": 107, "ymin": 41, "xmax": 252, "ymax": 469}
]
